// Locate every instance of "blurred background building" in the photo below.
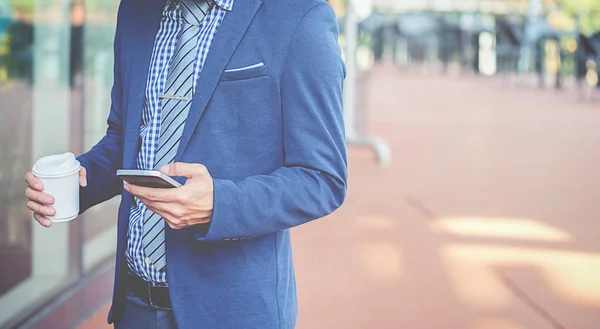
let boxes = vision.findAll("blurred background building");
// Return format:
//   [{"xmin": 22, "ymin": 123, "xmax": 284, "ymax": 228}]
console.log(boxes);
[
  {"xmin": 331, "ymin": 0, "xmax": 599, "ymax": 91},
  {"xmin": 0, "ymin": 0, "xmax": 598, "ymax": 328}
]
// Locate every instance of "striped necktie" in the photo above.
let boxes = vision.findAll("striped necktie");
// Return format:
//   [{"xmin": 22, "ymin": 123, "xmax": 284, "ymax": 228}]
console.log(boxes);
[{"xmin": 142, "ymin": 0, "xmax": 215, "ymax": 271}]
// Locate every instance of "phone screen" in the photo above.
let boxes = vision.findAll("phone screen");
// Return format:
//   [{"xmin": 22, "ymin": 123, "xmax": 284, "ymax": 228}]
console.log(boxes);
[{"xmin": 120, "ymin": 175, "xmax": 178, "ymax": 189}]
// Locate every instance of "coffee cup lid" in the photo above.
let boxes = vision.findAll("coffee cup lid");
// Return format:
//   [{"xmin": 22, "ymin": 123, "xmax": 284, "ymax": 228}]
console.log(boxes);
[{"xmin": 33, "ymin": 152, "xmax": 81, "ymax": 178}]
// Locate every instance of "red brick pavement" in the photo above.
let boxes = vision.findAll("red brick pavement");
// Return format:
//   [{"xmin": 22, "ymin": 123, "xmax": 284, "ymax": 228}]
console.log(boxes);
[{"xmin": 79, "ymin": 65, "xmax": 600, "ymax": 329}]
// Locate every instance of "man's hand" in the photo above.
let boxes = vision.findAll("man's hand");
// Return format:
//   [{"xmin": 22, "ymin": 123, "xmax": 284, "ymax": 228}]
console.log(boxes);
[
  {"xmin": 25, "ymin": 167, "xmax": 87, "ymax": 227},
  {"xmin": 123, "ymin": 163, "xmax": 214, "ymax": 230}
]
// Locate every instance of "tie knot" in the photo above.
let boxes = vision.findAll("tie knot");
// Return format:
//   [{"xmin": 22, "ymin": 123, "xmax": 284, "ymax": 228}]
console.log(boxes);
[{"xmin": 179, "ymin": 0, "xmax": 214, "ymax": 25}]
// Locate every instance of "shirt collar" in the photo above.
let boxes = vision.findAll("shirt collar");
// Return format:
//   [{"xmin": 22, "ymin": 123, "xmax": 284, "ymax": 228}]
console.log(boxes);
[
  {"xmin": 166, "ymin": 0, "xmax": 234, "ymax": 12},
  {"xmin": 214, "ymin": 0, "xmax": 234, "ymax": 11}
]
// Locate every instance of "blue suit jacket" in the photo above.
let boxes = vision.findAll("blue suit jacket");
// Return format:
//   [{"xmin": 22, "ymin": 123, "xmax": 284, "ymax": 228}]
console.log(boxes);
[{"xmin": 77, "ymin": 0, "xmax": 346, "ymax": 328}]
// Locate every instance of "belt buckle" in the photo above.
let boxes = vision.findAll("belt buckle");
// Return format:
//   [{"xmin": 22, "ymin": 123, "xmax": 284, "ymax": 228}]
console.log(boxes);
[{"xmin": 148, "ymin": 286, "xmax": 171, "ymax": 311}]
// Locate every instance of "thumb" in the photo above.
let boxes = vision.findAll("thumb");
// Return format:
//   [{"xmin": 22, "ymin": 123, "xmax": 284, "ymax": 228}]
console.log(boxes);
[
  {"xmin": 160, "ymin": 162, "xmax": 207, "ymax": 179},
  {"xmin": 79, "ymin": 167, "xmax": 87, "ymax": 187}
]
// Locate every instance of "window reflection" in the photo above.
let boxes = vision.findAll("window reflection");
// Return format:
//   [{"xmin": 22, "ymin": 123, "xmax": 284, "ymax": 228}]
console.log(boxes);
[
  {"xmin": 0, "ymin": 0, "xmax": 119, "ymax": 327},
  {"xmin": 0, "ymin": 1, "xmax": 34, "ymax": 298},
  {"xmin": 81, "ymin": 0, "xmax": 119, "ymax": 272}
]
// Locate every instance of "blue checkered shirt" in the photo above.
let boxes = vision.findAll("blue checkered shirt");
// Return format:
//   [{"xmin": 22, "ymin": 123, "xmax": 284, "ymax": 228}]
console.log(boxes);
[{"xmin": 126, "ymin": 0, "xmax": 234, "ymax": 285}]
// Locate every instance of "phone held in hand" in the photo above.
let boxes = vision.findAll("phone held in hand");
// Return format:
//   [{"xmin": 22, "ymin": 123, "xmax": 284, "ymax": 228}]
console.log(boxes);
[{"xmin": 116, "ymin": 169, "xmax": 182, "ymax": 188}]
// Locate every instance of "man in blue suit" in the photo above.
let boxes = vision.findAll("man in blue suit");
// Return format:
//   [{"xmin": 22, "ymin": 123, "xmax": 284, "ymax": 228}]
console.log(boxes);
[{"xmin": 24, "ymin": 0, "xmax": 346, "ymax": 328}]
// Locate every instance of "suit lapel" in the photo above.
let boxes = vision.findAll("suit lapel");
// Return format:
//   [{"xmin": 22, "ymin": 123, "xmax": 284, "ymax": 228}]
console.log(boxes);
[
  {"xmin": 123, "ymin": 0, "xmax": 166, "ymax": 169},
  {"xmin": 175, "ymin": 0, "xmax": 263, "ymax": 160}
]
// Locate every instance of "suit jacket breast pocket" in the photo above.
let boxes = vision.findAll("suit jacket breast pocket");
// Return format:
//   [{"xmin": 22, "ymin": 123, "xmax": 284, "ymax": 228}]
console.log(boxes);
[{"xmin": 221, "ymin": 62, "xmax": 269, "ymax": 82}]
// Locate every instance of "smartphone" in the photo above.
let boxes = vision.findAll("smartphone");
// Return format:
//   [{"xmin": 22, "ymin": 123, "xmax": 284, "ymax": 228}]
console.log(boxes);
[{"xmin": 116, "ymin": 169, "xmax": 182, "ymax": 188}]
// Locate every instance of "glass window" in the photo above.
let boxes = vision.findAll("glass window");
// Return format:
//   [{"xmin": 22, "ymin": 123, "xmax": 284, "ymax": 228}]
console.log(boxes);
[
  {"xmin": 0, "ymin": 0, "xmax": 77, "ymax": 327},
  {"xmin": 0, "ymin": 0, "xmax": 34, "ymax": 299},
  {"xmin": 0, "ymin": 0, "xmax": 120, "ymax": 326},
  {"xmin": 80, "ymin": 0, "xmax": 119, "ymax": 273}
]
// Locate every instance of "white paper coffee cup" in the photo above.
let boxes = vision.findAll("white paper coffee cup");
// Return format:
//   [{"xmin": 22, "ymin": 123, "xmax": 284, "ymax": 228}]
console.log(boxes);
[{"xmin": 32, "ymin": 152, "xmax": 81, "ymax": 222}]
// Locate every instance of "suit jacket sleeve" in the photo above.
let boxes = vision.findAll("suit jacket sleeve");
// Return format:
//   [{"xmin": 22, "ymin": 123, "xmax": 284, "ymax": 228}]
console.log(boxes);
[
  {"xmin": 195, "ymin": 3, "xmax": 347, "ymax": 242},
  {"xmin": 76, "ymin": 1, "xmax": 127, "ymax": 213}
]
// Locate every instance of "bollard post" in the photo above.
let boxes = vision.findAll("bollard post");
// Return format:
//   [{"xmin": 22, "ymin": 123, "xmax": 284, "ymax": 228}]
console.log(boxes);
[{"xmin": 343, "ymin": 0, "xmax": 391, "ymax": 166}]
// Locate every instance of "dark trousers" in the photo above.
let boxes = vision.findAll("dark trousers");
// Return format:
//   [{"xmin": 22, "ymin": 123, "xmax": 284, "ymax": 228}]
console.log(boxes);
[{"xmin": 114, "ymin": 290, "xmax": 178, "ymax": 329}]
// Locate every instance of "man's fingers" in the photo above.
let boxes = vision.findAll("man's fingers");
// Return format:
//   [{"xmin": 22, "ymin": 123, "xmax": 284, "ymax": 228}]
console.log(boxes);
[
  {"xmin": 165, "ymin": 218, "xmax": 179, "ymax": 230},
  {"xmin": 27, "ymin": 201, "xmax": 56, "ymax": 217},
  {"xmin": 26, "ymin": 171, "xmax": 53, "ymax": 228},
  {"xmin": 161, "ymin": 162, "xmax": 207, "ymax": 179},
  {"xmin": 137, "ymin": 196, "xmax": 157, "ymax": 211},
  {"xmin": 163, "ymin": 215, "xmax": 184, "ymax": 230},
  {"xmin": 138, "ymin": 198, "xmax": 187, "ymax": 219},
  {"xmin": 25, "ymin": 187, "xmax": 54, "ymax": 205},
  {"xmin": 193, "ymin": 216, "xmax": 212, "ymax": 225},
  {"xmin": 137, "ymin": 199, "xmax": 192, "ymax": 229},
  {"xmin": 79, "ymin": 167, "xmax": 87, "ymax": 187},
  {"xmin": 24, "ymin": 172, "xmax": 43, "ymax": 191},
  {"xmin": 125, "ymin": 183, "xmax": 179, "ymax": 202},
  {"xmin": 33, "ymin": 212, "xmax": 52, "ymax": 228},
  {"xmin": 143, "ymin": 205, "xmax": 180, "ymax": 229}
]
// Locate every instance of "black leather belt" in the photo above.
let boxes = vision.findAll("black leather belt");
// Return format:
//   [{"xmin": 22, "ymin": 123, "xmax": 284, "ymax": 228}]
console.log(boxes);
[{"xmin": 127, "ymin": 274, "xmax": 172, "ymax": 310}]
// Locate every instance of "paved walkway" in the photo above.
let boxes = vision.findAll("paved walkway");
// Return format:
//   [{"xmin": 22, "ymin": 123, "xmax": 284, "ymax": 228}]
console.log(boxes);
[{"xmin": 79, "ymin": 65, "xmax": 600, "ymax": 329}]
